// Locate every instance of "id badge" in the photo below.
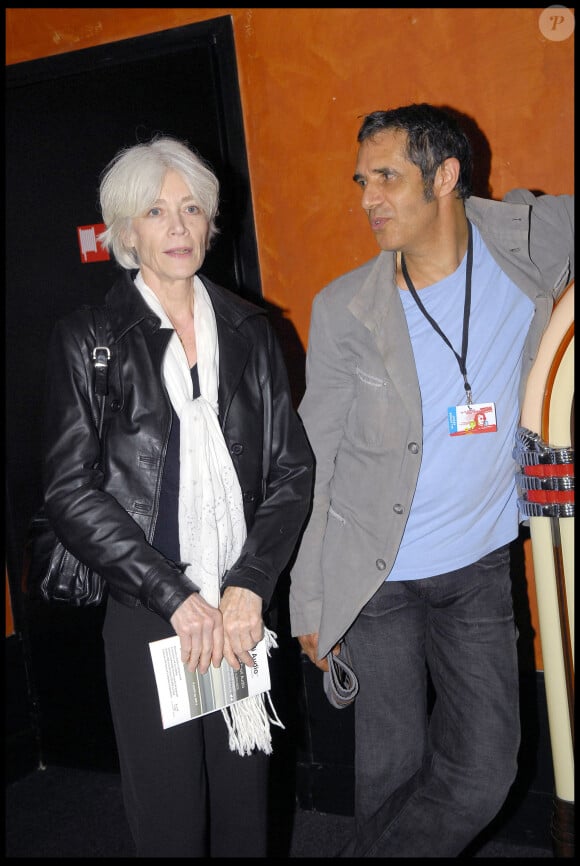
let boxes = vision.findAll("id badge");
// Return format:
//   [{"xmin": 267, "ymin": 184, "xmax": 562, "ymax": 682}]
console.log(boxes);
[{"xmin": 447, "ymin": 402, "xmax": 497, "ymax": 436}]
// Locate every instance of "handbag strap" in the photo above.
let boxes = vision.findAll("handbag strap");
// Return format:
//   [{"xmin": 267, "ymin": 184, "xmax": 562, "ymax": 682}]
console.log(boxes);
[{"xmin": 91, "ymin": 306, "xmax": 111, "ymax": 437}]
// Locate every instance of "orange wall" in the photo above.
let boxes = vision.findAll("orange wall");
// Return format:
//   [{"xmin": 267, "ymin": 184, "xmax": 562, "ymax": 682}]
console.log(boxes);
[
  {"xmin": 6, "ymin": 8, "xmax": 574, "ymax": 664},
  {"xmin": 6, "ymin": 8, "xmax": 574, "ymax": 344}
]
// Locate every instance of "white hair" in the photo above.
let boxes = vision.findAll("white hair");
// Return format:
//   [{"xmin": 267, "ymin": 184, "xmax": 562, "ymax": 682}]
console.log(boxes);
[{"xmin": 98, "ymin": 136, "xmax": 220, "ymax": 269}]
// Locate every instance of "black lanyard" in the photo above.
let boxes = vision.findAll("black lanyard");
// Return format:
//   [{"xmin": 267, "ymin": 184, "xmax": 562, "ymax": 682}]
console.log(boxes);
[{"xmin": 401, "ymin": 220, "xmax": 473, "ymax": 405}]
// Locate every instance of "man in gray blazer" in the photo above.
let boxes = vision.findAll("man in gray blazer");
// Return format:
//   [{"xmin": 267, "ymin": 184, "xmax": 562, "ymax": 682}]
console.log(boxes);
[{"xmin": 289, "ymin": 103, "xmax": 573, "ymax": 857}]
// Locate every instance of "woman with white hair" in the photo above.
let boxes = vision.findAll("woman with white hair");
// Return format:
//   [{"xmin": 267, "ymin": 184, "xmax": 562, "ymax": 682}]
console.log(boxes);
[{"xmin": 41, "ymin": 136, "xmax": 313, "ymax": 857}]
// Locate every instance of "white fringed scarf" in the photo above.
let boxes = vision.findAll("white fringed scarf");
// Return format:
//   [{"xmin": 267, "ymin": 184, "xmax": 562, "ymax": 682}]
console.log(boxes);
[{"xmin": 135, "ymin": 272, "xmax": 282, "ymax": 755}]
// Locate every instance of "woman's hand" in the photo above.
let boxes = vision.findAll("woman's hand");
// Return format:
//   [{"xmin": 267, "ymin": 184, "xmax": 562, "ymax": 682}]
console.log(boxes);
[
  {"xmin": 220, "ymin": 586, "xmax": 264, "ymax": 671},
  {"xmin": 170, "ymin": 592, "xmax": 224, "ymax": 674}
]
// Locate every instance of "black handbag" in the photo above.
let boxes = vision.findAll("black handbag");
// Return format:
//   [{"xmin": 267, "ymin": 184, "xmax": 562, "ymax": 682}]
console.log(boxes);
[{"xmin": 24, "ymin": 306, "xmax": 111, "ymax": 607}]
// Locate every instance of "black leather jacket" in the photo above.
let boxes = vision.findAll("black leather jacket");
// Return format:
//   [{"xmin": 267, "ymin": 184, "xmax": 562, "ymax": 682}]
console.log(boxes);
[{"xmin": 42, "ymin": 270, "xmax": 313, "ymax": 622}]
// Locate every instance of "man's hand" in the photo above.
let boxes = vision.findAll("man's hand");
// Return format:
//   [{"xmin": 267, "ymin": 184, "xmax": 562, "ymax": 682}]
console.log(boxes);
[{"xmin": 298, "ymin": 632, "xmax": 340, "ymax": 672}]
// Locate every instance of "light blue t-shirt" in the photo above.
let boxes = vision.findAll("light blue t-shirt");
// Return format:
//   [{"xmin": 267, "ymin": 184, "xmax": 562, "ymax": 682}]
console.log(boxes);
[{"xmin": 388, "ymin": 223, "xmax": 534, "ymax": 581}]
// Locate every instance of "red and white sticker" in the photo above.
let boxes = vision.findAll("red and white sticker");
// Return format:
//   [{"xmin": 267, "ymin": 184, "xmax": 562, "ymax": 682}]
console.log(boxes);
[{"xmin": 77, "ymin": 223, "xmax": 110, "ymax": 263}]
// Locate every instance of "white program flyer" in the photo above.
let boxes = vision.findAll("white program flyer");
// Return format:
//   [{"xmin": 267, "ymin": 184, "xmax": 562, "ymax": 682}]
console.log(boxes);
[{"xmin": 149, "ymin": 635, "xmax": 271, "ymax": 729}]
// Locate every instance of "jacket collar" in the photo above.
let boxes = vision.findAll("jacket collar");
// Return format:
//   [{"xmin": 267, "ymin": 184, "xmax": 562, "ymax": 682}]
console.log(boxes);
[
  {"xmin": 104, "ymin": 270, "xmax": 157, "ymax": 341},
  {"xmin": 348, "ymin": 250, "xmax": 397, "ymax": 334},
  {"xmin": 104, "ymin": 269, "xmax": 265, "ymax": 421},
  {"xmin": 104, "ymin": 270, "xmax": 263, "ymax": 337},
  {"xmin": 348, "ymin": 193, "xmax": 535, "ymax": 334}
]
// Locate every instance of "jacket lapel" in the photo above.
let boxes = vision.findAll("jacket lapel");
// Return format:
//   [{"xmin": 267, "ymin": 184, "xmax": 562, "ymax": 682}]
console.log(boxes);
[
  {"xmin": 216, "ymin": 320, "xmax": 251, "ymax": 424},
  {"xmin": 349, "ymin": 252, "xmax": 421, "ymax": 419},
  {"xmin": 201, "ymin": 278, "xmax": 255, "ymax": 425}
]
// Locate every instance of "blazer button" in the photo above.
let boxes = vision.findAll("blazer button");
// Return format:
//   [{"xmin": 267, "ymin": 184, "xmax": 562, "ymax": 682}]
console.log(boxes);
[
  {"xmin": 376, "ymin": 559, "xmax": 386, "ymax": 570},
  {"xmin": 110, "ymin": 399, "xmax": 121, "ymax": 411},
  {"xmin": 231, "ymin": 443, "xmax": 244, "ymax": 456},
  {"xmin": 393, "ymin": 503, "xmax": 404, "ymax": 515},
  {"xmin": 408, "ymin": 442, "xmax": 419, "ymax": 454}
]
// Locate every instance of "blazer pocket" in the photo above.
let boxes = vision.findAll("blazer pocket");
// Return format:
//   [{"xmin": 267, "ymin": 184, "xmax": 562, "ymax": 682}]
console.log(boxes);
[
  {"xmin": 350, "ymin": 365, "xmax": 391, "ymax": 447},
  {"xmin": 328, "ymin": 505, "xmax": 346, "ymax": 526}
]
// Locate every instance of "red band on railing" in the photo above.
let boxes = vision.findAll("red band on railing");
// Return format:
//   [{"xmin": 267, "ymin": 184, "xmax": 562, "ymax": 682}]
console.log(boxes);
[
  {"xmin": 523, "ymin": 464, "xmax": 574, "ymax": 478},
  {"xmin": 525, "ymin": 489, "xmax": 575, "ymax": 504}
]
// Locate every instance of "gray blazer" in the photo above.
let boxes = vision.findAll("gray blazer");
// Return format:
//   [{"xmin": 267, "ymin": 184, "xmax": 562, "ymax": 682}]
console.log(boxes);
[{"xmin": 289, "ymin": 191, "xmax": 574, "ymax": 659}]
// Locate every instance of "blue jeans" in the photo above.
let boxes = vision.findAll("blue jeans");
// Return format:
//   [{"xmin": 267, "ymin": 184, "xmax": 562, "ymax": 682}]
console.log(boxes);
[{"xmin": 341, "ymin": 544, "xmax": 520, "ymax": 857}]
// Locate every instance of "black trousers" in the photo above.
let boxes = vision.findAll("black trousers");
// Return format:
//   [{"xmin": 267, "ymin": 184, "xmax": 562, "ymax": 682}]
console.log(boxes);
[{"xmin": 102, "ymin": 595, "xmax": 270, "ymax": 857}]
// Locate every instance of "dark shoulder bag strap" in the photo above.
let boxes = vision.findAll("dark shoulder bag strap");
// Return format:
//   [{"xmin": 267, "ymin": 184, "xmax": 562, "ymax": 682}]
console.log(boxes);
[{"xmin": 91, "ymin": 306, "xmax": 111, "ymax": 437}]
